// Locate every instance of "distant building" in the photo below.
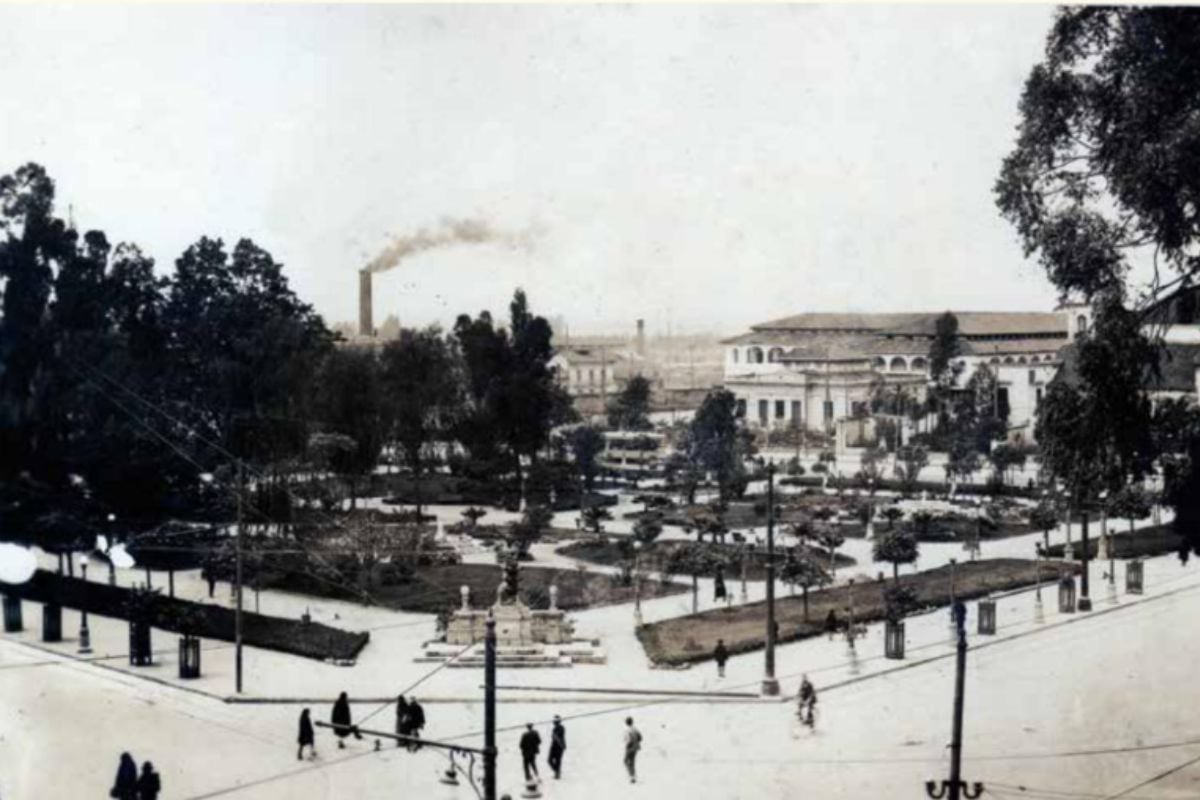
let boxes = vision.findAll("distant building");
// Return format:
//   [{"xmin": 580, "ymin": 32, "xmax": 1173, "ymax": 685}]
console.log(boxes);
[{"xmin": 722, "ymin": 310, "xmax": 1071, "ymax": 444}]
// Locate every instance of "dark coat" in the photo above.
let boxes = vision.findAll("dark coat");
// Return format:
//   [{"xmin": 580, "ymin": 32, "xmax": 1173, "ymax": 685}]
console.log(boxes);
[
  {"xmin": 136, "ymin": 770, "xmax": 161, "ymax": 800},
  {"xmin": 714, "ymin": 643, "xmax": 729, "ymax": 665},
  {"xmin": 298, "ymin": 713, "xmax": 315, "ymax": 745},
  {"xmin": 332, "ymin": 696, "xmax": 353, "ymax": 738},
  {"xmin": 409, "ymin": 701, "xmax": 426, "ymax": 730},
  {"xmin": 549, "ymin": 723, "xmax": 566, "ymax": 754},
  {"xmin": 395, "ymin": 700, "xmax": 411, "ymax": 733},
  {"xmin": 520, "ymin": 729, "xmax": 542, "ymax": 757},
  {"xmin": 111, "ymin": 756, "xmax": 137, "ymax": 800}
]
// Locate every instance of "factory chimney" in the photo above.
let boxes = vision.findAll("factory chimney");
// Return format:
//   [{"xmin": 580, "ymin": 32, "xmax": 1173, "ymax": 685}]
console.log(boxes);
[
  {"xmin": 636, "ymin": 318, "xmax": 646, "ymax": 356},
  {"xmin": 359, "ymin": 269, "xmax": 373, "ymax": 337}
]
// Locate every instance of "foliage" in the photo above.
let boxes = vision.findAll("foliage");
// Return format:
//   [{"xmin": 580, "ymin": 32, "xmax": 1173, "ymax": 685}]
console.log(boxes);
[
  {"xmin": 680, "ymin": 389, "xmax": 755, "ymax": 503},
  {"xmin": 568, "ymin": 425, "xmax": 605, "ymax": 491},
  {"xmin": 880, "ymin": 506, "xmax": 904, "ymax": 530},
  {"xmin": 632, "ymin": 516, "xmax": 664, "ymax": 545},
  {"xmin": 873, "ymin": 530, "xmax": 919, "ymax": 580},
  {"xmin": 894, "ymin": 445, "xmax": 929, "ymax": 491},
  {"xmin": 883, "ymin": 585, "xmax": 919, "ymax": 622},
  {"xmin": 608, "ymin": 374, "xmax": 653, "ymax": 431},
  {"xmin": 462, "ymin": 507, "xmax": 488, "ymax": 528},
  {"xmin": 581, "ymin": 504, "xmax": 612, "ymax": 533},
  {"xmin": 509, "ymin": 504, "xmax": 553, "ymax": 556}
]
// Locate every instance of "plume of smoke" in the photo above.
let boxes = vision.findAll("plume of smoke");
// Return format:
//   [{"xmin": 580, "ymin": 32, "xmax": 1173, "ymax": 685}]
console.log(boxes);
[{"xmin": 365, "ymin": 217, "xmax": 536, "ymax": 274}]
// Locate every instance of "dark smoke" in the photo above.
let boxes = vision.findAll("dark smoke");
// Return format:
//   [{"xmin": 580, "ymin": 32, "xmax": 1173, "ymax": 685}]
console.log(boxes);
[{"xmin": 365, "ymin": 217, "xmax": 535, "ymax": 274}]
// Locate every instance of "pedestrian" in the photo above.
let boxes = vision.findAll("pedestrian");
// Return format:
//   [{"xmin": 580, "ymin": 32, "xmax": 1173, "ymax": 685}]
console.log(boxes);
[
  {"xmin": 136, "ymin": 761, "xmax": 161, "ymax": 800},
  {"xmin": 547, "ymin": 715, "xmax": 566, "ymax": 779},
  {"xmin": 202, "ymin": 564, "xmax": 216, "ymax": 598},
  {"xmin": 408, "ymin": 697, "xmax": 426, "ymax": 751},
  {"xmin": 714, "ymin": 638, "xmax": 729, "ymax": 678},
  {"xmin": 519, "ymin": 722, "xmax": 542, "ymax": 783},
  {"xmin": 109, "ymin": 752, "xmax": 138, "ymax": 800},
  {"xmin": 331, "ymin": 691, "xmax": 361, "ymax": 748},
  {"xmin": 824, "ymin": 609, "xmax": 839, "ymax": 640},
  {"xmin": 297, "ymin": 708, "xmax": 316, "ymax": 760},
  {"xmin": 772, "ymin": 619, "xmax": 780, "ymax": 643},
  {"xmin": 395, "ymin": 695, "xmax": 410, "ymax": 748},
  {"xmin": 623, "ymin": 717, "xmax": 642, "ymax": 784},
  {"xmin": 713, "ymin": 567, "xmax": 727, "ymax": 602}
]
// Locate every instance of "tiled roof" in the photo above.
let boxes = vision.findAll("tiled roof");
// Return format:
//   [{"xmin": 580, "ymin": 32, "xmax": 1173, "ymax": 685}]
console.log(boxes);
[
  {"xmin": 748, "ymin": 310, "xmax": 1068, "ymax": 337},
  {"xmin": 751, "ymin": 312, "xmax": 927, "ymax": 332}
]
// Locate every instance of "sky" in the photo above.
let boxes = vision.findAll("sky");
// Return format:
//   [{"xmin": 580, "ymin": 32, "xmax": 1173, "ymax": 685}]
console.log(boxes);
[{"xmin": 0, "ymin": 3, "xmax": 1061, "ymax": 338}]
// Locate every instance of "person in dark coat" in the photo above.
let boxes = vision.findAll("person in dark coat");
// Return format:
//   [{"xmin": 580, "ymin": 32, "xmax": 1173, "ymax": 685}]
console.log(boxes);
[
  {"xmin": 298, "ymin": 708, "xmax": 316, "ymax": 760},
  {"xmin": 714, "ymin": 639, "xmax": 729, "ymax": 678},
  {"xmin": 394, "ymin": 695, "xmax": 410, "ymax": 748},
  {"xmin": 713, "ymin": 567, "xmax": 727, "ymax": 602},
  {"xmin": 519, "ymin": 723, "xmax": 542, "ymax": 782},
  {"xmin": 110, "ymin": 752, "xmax": 138, "ymax": 800},
  {"xmin": 407, "ymin": 697, "xmax": 426, "ymax": 752},
  {"xmin": 547, "ymin": 716, "xmax": 566, "ymax": 779},
  {"xmin": 331, "ymin": 691, "xmax": 360, "ymax": 748},
  {"xmin": 136, "ymin": 761, "xmax": 161, "ymax": 800},
  {"xmin": 824, "ymin": 609, "xmax": 839, "ymax": 640}
]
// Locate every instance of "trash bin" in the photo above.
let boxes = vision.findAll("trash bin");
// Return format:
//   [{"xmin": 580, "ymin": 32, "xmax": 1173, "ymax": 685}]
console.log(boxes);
[
  {"xmin": 42, "ymin": 603, "xmax": 62, "ymax": 643},
  {"xmin": 1058, "ymin": 576, "xmax": 1076, "ymax": 614},
  {"xmin": 884, "ymin": 619, "xmax": 905, "ymax": 660},
  {"xmin": 1126, "ymin": 559, "xmax": 1144, "ymax": 595},
  {"xmin": 129, "ymin": 620, "xmax": 153, "ymax": 666},
  {"xmin": 178, "ymin": 635, "xmax": 201, "ymax": 679},
  {"xmin": 977, "ymin": 599, "xmax": 996, "ymax": 635},
  {"xmin": 2, "ymin": 595, "xmax": 22, "ymax": 633}
]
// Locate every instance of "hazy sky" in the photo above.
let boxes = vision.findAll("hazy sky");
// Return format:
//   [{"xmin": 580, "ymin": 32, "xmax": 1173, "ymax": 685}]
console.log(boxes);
[{"xmin": 0, "ymin": 3, "xmax": 1060, "ymax": 337}]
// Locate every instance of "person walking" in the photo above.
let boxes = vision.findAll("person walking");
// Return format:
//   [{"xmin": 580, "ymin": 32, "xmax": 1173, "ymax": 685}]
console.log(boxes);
[
  {"xmin": 714, "ymin": 639, "xmax": 729, "ymax": 678},
  {"xmin": 202, "ymin": 563, "xmax": 216, "ymax": 598},
  {"xmin": 408, "ymin": 697, "xmax": 426, "ymax": 751},
  {"xmin": 824, "ymin": 609, "xmax": 839, "ymax": 640},
  {"xmin": 394, "ymin": 695, "xmax": 410, "ymax": 748},
  {"xmin": 331, "ymin": 691, "xmax": 360, "ymax": 748},
  {"xmin": 297, "ymin": 708, "xmax": 316, "ymax": 760},
  {"xmin": 623, "ymin": 717, "xmax": 642, "ymax": 784},
  {"xmin": 135, "ymin": 761, "xmax": 161, "ymax": 800},
  {"xmin": 519, "ymin": 723, "xmax": 542, "ymax": 783},
  {"xmin": 547, "ymin": 716, "xmax": 566, "ymax": 779},
  {"xmin": 110, "ymin": 752, "xmax": 138, "ymax": 800}
]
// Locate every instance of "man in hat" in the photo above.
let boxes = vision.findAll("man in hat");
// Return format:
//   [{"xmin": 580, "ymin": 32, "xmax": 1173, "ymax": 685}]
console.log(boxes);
[
  {"xmin": 519, "ymin": 722, "xmax": 542, "ymax": 783},
  {"xmin": 547, "ymin": 715, "xmax": 566, "ymax": 779}
]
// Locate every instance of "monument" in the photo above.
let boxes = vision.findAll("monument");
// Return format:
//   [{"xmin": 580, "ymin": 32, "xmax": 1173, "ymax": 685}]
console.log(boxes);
[{"xmin": 420, "ymin": 555, "xmax": 605, "ymax": 667}]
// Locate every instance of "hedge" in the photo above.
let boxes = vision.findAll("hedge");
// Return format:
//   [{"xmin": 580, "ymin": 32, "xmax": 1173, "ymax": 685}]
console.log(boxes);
[{"xmin": 1, "ymin": 570, "xmax": 369, "ymax": 662}]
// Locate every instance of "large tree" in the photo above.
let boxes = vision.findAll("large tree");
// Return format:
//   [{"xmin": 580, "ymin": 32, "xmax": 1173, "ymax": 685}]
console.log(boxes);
[
  {"xmin": 310, "ymin": 347, "xmax": 383, "ymax": 509},
  {"xmin": 608, "ymin": 374, "xmax": 653, "ymax": 431},
  {"xmin": 379, "ymin": 327, "xmax": 462, "ymax": 515},
  {"xmin": 683, "ymin": 388, "xmax": 754, "ymax": 502}
]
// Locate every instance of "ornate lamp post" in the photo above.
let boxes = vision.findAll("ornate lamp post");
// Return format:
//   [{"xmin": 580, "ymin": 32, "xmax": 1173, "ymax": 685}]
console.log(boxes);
[{"xmin": 78, "ymin": 562, "xmax": 92, "ymax": 655}]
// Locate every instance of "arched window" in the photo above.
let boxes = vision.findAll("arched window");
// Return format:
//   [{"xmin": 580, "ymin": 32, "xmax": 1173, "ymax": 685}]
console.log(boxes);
[
  {"xmin": 889, "ymin": 356, "xmax": 907, "ymax": 371},
  {"xmin": 731, "ymin": 348, "xmax": 740, "ymax": 364},
  {"xmin": 873, "ymin": 357, "xmax": 887, "ymax": 370},
  {"xmin": 1077, "ymin": 315, "xmax": 1089, "ymax": 336},
  {"xmin": 911, "ymin": 357, "xmax": 927, "ymax": 371},
  {"xmin": 1003, "ymin": 356, "xmax": 1015, "ymax": 365},
  {"xmin": 748, "ymin": 346, "xmax": 764, "ymax": 364},
  {"xmin": 1017, "ymin": 356, "xmax": 1028, "ymax": 365},
  {"xmin": 989, "ymin": 357, "xmax": 1000, "ymax": 365},
  {"xmin": 768, "ymin": 347, "xmax": 784, "ymax": 363}
]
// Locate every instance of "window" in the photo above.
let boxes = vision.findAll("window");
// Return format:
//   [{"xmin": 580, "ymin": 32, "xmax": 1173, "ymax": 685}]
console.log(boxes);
[
  {"xmin": 791, "ymin": 400, "xmax": 801, "ymax": 426},
  {"xmin": 758, "ymin": 399, "xmax": 769, "ymax": 425},
  {"xmin": 748, "ymin": 347, "xmax": 765, "ymax": 364},
  {"xmin": 997, "ymin": 387, "xmax": 1010, "ymax": 420},
  {"xmin": 588, "ymin": 369, "xmax": 595, "ymax": 385},
  {"xmin": 823, "ymin": 400, "xmax": 834, "ymax": 421},
  {"xmin": 890, "ymin": 357, "xmax": 907, "ymax": 371},
  {"xmin": 1035, "ymin": 388, "xmax": 1043, "ymax": 408},
  {"xmin": 1077, "ymin": 315, "xmax": 1088, "ymax": 336},
  {"xmin": 768, "ymin": 347, "xmax": 784, "ymax": 363},
  {"xmin": 911, "ymin": 357, "xmax": 927, "ymax": 372},
  {"xmin": 736, "ymin": 399, "xmax": 747, "ymax": 418},
  {"xmin": 873, "ymin": 357, "xmax": 886, "ymax": 370},
  {"xmin": 775, "ymin": 400, "xmax": 786, "ymax": 419},
  {"xmin": 732, "ymin": 348, "xmax": 740, "ymax": 364},
  {"xmin": 1028, "ymin": 370, "xmax": 1036, "ymax": 385},
  {"xmin": 851, "ymin": 401, "xmax": 867, "ymax": 417}
]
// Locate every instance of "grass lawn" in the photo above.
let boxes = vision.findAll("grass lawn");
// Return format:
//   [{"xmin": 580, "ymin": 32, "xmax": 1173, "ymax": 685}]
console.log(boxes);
[
  {"xmin": 635, "ymin": 558, "xmax": 1079, "ymax": 666},
  {"xmin": 1046, "ymin": 523, "xmax": 1181, "ymax": 560},
  {"xmin": 556, "ymin": 539, "xmax": 857, "ymax": 580}
]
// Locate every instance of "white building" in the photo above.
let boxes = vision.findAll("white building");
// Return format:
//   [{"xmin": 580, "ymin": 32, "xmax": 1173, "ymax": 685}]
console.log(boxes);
[{"xmin": 722, "ymin": 310, "xmax": 1072, "ymax": 443}]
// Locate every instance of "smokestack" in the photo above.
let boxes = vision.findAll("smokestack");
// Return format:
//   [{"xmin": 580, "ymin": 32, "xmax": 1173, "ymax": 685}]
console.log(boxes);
[
  {"xmin": 636, "ymin": 319, "xmax": 646, "ymax": 356},
  {"xmin": 359, "ymin": 269, "xmax": 373, "ymax": 337}
]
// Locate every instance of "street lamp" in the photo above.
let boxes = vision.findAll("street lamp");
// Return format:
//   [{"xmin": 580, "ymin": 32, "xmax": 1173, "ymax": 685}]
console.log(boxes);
[
  {"xmin": 633, "ymin": 540, "xmax": 643, "ymax": 626},
  {"xmin": 78, "ymin": 562, "xmax": 92, "ymax": 655},
  {"xmin": 948, "ymin": 558, "xmax": 958, "ymax": 644}
]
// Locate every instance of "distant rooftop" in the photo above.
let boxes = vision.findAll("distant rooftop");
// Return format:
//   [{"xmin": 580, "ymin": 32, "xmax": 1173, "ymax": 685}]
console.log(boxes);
[{"xmin": 749, "ymin": 311, "xmax": 1067, "ymax": 338}]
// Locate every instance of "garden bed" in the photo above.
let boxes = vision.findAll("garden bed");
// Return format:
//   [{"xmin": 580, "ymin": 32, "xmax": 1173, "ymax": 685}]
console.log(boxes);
[
  {"xmin": 237, "ymin": 562, "xmax": 686, "ymax": 614},
  {"xmin": 1, "ymin": 570, "xmax": 369, "ymax": 661},
  {"xmin": 556, "ymin": 539, "xmax": 857, "ymax": 580},
  {"xmin": 635, "ymin": 558, "xmax": 1078, "ymax": 666},
  {"xmin": 1046, "ymin": 524, "xmax": 1181, "ymax": 560}
]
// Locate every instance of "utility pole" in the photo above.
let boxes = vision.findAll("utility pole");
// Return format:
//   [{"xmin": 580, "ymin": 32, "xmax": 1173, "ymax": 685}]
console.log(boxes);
[
  {"xmin": 1078, "ymin": 508, "xmax": 1092, "ymax": 611},
  {"xmin": 926, "ymin": 602, "xmax": 983, "ymax": 800},
  {"xmin": 762, "ymin": 463, "xmax": 780, "ymax": 696},
  {"xmin": 235, "ymin": 460, "xmax": 244, "ymax": 694},
  {"xmin": 484, "ymin": 612, "xmax": 497, "ymax": 800}
]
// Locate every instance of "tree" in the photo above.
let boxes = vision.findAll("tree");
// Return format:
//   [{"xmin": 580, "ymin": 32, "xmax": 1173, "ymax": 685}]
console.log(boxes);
[
  {"xmin": 378, "ymin": 327, "xmax": 462, "ymax": 516},
  {"xmin": 608, "ymin": 374, "xmax": 653, "ymax": 431},
  {"xmin": 461, "ymin": 507, "xmax": 488, "ymax": 529},
  {"xmin": 682, "ymin": 389, "xmax": 754, "ymax": 503},
  {"xmin": 818, "ymin": 529, "xmax": 845, "ymax": 581},
  {"xmin": 780, "ymin": 548, "xmax": 828, "ymax": 621},
  {"xmin": 873, "ymin": 530, "xmax": 919, "ymax": 581},
  {"xmin": 893, "ymin": 445, "xmax": 929, "ymax": 492},
  {"xmin": 988, "ymin": 444, "xmax": 1027, "ymax": 487},
  {"xmin": 880, "ymin": 506, "xmax": 904, "ymax": 530},
  {"xmin": 632, "ymin": 516, "xmax": 663, "ymax": 545},
  {"xmin": 581, "ymin": 504, "xmax": 612, "ymax": 534},
  {"xmin": 911, "ymin": 510, "xmax": 935, "ymax": 540},
  {"xmin": 509, "ymin": 504, "xmax": 553, "ymax": 558},
  {"xmin": 928, "ymin": 312, "xmax": 963, "ymax": 425},
  {"xmin": 1029, "ymin": 500, "xmax": 1060, "ymax": 551},
  {"xmin": 1106, "ymin": 485, "xmax": 1152, "ymax": 537},
  {"xmin": 883, "ymin": 584, "xmax": 919, "ymax": 623},
  {"xmin": 568, "ymin": 425, "xmax": 605, "ymax": 494},
  {"xmin": 311, "ymin": 347, "xmax": 383, "ymax": 509},
  {"xmin": 664, "ymin": 543, "xmax": 724, "ymax": 615}
]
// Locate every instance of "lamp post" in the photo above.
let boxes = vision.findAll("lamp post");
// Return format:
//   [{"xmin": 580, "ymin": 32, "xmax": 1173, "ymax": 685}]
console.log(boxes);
[
  {"xmin": 762, "ymin": 463, "xmax": 780, "ymax": 696},
  {"xmin": 1033, "ymin": 544, "xmax": 1045, "ymax": 624},
  {"xmin": 78, "ymin": 562, "xmax": 92, "ymax": 655},
  {"xmin": 948, "ymin": 558, "xmax": 958, "ymax": 643},
  {"xmin": 740, "ymin": 544, "xmax": 748, "ymax": 603},
  {"xmin": 633, "ymin": 540, "xmax": 643, "ymax": 626},
  {"xmin": 1078, "ymin": 504, "xmax": 1092, "ymax": 612},
  {"xmin": 106, "ymin": 514, "xmax": 117, "ymax": 586}
]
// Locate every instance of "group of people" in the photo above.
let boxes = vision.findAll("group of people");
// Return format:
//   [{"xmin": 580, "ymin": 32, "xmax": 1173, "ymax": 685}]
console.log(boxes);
[
  {"xmin": 109, "ymin": 753, "xmax": 160, "ymax": 800},
  {"xmin": 518, "ymin": 716, "xmax": 641, "ymax": 785},
  {"xmin": 297, "ymin": 691, "xmax": 430, "ymax": 757},
  {"xmin": 518, "ymin": 716, "xmax": 567, "ymax": 782}
]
